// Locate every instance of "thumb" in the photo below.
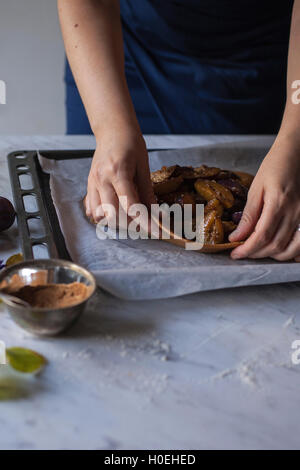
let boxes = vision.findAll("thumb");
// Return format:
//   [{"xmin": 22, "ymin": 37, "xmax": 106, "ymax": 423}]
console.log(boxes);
[
  {"xmin": 229, "ymin": 189, "xmax": 263, "ymax": 242},
  {"xmin": 136, "ymin": 162, "xmax": 157, "ymax": 238},
  {"xmin": 137, "ymin": 161, "xmax": 156, "ymax": 209}
]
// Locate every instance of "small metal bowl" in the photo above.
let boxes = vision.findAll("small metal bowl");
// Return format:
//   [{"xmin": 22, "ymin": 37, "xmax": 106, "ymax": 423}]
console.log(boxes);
[{"xmin": 0, "ymin": 259, "xmax": 96, "ymax": 336}]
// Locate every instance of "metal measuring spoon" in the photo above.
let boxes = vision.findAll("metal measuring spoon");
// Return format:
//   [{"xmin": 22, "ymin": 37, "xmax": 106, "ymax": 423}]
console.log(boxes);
[{"xmin": 0, "ymin": 292, "xmax": 30, "ymax": 308}]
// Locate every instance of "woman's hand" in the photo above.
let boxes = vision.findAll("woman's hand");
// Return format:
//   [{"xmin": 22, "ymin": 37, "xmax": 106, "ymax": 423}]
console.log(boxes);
[
  {"xmin": 85, "ymin": 127, "xmax": 155, "ymax": 224},
  {"xmin": 229, "ymin": 137, "xmax": 300, "ymax": 261},
  {"xmin": 58, "ymin": 0, "xmax": 155, "ymax": 225}
]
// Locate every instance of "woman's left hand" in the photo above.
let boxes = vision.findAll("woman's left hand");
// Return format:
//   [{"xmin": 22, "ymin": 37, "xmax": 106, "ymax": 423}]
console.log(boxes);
[{"xmin": 229, "ymin": 137, "xmax": 300, "ymax": 262}]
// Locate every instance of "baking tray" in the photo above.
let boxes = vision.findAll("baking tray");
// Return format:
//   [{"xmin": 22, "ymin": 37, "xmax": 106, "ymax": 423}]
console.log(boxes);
[
  {"xmin": 7, "ymin": 150, "xmax": 97, "ymax": 260},
  {"xmin": 7, "ymin": 149, "xmax": 166, "ymax": 261}
]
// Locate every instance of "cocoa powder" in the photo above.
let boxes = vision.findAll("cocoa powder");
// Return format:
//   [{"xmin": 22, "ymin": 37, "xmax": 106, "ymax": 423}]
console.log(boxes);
[{"xmin": 1, "ymin": 279, "xmax": 92, "ymax": 308}]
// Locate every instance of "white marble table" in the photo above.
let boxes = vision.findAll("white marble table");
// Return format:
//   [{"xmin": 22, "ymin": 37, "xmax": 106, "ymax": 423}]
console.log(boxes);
[{"xmin": 1, "ymin": 135, "xmax": 300, "ymax": 450}]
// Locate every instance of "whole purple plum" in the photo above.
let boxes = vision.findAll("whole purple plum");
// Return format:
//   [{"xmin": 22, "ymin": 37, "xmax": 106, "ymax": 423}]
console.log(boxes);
[{"xmin": 0, "ymin": 197, "xmax": 16, "ymax": 232}]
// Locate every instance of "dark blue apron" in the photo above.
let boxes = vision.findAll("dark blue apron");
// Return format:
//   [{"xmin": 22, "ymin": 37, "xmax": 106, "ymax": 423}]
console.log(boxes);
[{"xmin": 65, "ymin": 0, "xmax": 294, "ymax": 134}]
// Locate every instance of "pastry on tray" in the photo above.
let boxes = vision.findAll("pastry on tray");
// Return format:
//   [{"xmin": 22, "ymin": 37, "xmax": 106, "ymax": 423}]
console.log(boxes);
[
  {"xmin": 83, "ymin": 164, "xmax": 254, "ymax": 253},
  {"xmin": 151, "ymin": 164, "xmax": 254, "ymax": 252}
]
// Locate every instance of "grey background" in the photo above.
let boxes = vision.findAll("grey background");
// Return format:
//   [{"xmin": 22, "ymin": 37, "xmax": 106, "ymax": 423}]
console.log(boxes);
[{"xmin": 0, "ymin": 0, "xmax": 66, "ymax": 135}]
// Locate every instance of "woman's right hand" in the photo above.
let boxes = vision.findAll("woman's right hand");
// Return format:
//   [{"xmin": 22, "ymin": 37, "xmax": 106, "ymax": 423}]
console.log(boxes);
[
  {"xmin": 58, "ymin": 0, "xmax": 155, "ymax": 226},
  {"xmin": 85, "ymin": 127, "xmax": 156, "ymax": 225}
]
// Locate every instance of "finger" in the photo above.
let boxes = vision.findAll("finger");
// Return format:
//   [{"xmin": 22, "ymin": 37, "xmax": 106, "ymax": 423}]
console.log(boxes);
[
  {"xmin": 83, "ymin": 194, "xmax": 91, "ymax": 217},
  {"xmin": 231, "ymin": 198, "xmax": 282, "ymax": 259},
  {"xmin": 87, "ymin": 185, "xmax": 101, "ymax": 223},
  {"xmin": 272, "ymin": 230, "xmax": 300, "ymax": 261},
  {"xmin": 95, "ymin": 204, "xmax": 105, "ymax": 221},
  {"xmin": 113, "ymin": 173, "xmax": 152, "ymax": 236},
  {"xmin": 229, "ymin": 187, "xmax": 263, "ymax": 242},
  {"xmin": 136, "ymin": 162, "xmax": 157, "ymax": 237},
  {"xmin": 249, "ymin": 214, "xmax": 296, "ymax": 259},
  {"xmin": 98, "ymin": 181, "xmax": 119, "ymax": 225},
  {"xmin": 85, "ymin": 191, "xmax": 105, "ymax": 223},
  {"xmin": 136, "ymin": 159, "xmax": 156, "ymax": 208},
  {"xmin": 112, "ymin": 173, "xmax": 141, "ymax": 215}
]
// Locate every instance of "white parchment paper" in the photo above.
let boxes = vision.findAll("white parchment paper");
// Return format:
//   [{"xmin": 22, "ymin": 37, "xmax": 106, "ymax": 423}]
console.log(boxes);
[{"xmin": 39, "ymin": 141, "xmax": 300, "ymax": 300}]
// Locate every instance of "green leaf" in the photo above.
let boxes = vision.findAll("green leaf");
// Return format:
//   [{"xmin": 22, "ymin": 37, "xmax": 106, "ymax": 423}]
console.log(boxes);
[{"xmin": 6, "ymin": 347, "xmax": 46, "ymax": 374}]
